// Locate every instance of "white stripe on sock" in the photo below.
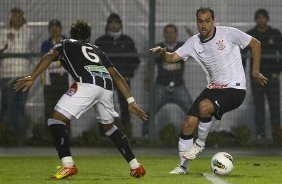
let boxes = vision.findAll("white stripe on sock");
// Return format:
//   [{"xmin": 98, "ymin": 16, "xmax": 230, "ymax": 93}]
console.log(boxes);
[{"xmin": 105, "ymin": 125, "xmax": 118, "ymax": 136}]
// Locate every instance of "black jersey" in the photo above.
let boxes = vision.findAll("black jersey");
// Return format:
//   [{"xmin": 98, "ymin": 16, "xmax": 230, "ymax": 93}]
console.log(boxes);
[
  {"xmin": 246, "ymin": 26, "xmax": 282, "ymax": 75},
  {"xmin": 155, "ymin": 42, "xmax": 185, "ymax": 86},
  {"xmin": 52, "ymin": 39, "xmax": 114, "ymax": 91}
]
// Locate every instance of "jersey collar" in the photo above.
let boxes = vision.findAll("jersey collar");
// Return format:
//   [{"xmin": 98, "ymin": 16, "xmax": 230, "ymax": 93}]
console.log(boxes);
[{"xmin": 199, "ymin": 27, "xmax": 216, "ymax": 43}]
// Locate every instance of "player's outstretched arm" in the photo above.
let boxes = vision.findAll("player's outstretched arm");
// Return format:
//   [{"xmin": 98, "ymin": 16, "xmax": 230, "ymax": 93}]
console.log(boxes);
[
  {"xmin": 149, "ymin": 46, "xmax": 181, "ymax": 63},
  {"xmin": 107, "ymin": 67, "xmax": 148, "ymax": 121},
  {"xmin": 14, "ymin": 50, "xmax": 59, "ymax": 92},
  {"xmin": 248, "ymin": 37, "xmax": 268, "ymax": 86}
]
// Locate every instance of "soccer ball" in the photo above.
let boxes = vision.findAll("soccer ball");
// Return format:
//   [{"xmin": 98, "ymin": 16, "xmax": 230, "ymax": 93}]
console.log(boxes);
[{"xmin": 210, "ymin": 152, "xmax": 234, "ymax": 175}]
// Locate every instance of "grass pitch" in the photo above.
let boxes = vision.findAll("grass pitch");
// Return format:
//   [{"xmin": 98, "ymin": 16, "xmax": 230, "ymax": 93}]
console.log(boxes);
[{"xmin": 0, "ymin": 155, "xmax": 281, "ymax": 184}]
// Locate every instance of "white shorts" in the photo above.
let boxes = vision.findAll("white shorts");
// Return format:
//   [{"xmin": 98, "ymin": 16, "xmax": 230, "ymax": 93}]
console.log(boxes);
[{"xmin": 55, "ymin": 82, "xmax": 119, "ymax": 124}]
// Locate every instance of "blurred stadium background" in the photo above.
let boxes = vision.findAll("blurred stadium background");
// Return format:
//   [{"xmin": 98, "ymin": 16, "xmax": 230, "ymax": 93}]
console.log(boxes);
[{"xmin": 0, "ymin": 0, "xmax": 282, "ymax": 145}]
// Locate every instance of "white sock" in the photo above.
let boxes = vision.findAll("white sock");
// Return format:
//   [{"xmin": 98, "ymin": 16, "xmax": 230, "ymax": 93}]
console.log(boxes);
[
  {"xmin": 195, "ymin": 120, "xmax": 213, "ymax": 147},
  {"xmin": 179, "ymin": 137, "xmax": 193, "ymax": 169},
  {"xmin": 62, "ymin": 156, "xmax": 74, "ymax": 167},
  {"xmin": 129, "ymin": 158, "xmax": 140, "ymax": 169},
  {"xmin": 105, "ymin": 125, "xmax": 118, "ymax": 136}
]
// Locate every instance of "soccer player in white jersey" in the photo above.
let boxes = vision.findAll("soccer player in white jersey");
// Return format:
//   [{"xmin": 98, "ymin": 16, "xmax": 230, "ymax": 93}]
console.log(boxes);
[
  {"xmin": 150, "ymin": 7, "xmax": 268, "ymax": 174},
  {"xmin": 14, "ymin": 21, "xmax": 147, "ymax": 179}
]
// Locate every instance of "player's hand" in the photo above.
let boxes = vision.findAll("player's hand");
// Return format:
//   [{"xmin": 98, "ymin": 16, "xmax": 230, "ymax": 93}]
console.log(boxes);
[
  {"xmin": 149, "ymin": 46, "xmax": 166, "ymax": 56},
  {"xmin": 252, "ymin": 72, "xmax": 268, "ymax": 86},
  {"xmin": 128, "ymin": 103, "xmax": 148, "ymax": 121},
  {"xmin": 14, "ymin": 75, "xmax": 35, "ymax": 92}
]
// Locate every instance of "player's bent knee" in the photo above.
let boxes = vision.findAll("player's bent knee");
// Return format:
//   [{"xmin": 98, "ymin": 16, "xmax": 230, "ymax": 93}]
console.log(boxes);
[
  {"xmin": 47, "ymin": 118, "xmax": 66, "ymax": 126},
  {"xmin": 100, "ymin": 123, "xmax": 115, "ymax": 133},
  {"xmin": 101, "ymin": 123, "xmax": 117, "ymax": 136},
  {"xmin": 199, "ymin": 99, "xmax": 214, "ymax": 118},
  {"xmin": 50, "ymin": 110, "xmax": 70, "ymax": 124}
]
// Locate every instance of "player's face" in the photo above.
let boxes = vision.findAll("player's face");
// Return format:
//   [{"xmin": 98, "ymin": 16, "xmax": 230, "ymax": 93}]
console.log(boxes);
[
  {"xmin": 164, "ymin": 27, "xmax": 177, "ymax": 44},
  {"xmin": 255, "ymin": 15, "xmax": 268, "ymax": 29},
  {"xmin": 9, "ymin": 12, "xmax": 25, "ymax": 27},
  {"xmin": 108, "ymin": 20, "xmax": 122, "ymax": 32},
  {"xmin": 49, "ymin": 25, "xmax": 62, "ymax": 38},
  {"xmin": 196, "ymin": 11, "xmax": 215, "ymax": 38}
]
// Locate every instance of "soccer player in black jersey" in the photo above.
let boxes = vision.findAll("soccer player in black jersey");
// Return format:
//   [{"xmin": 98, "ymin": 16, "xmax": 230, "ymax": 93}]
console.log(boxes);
[{"xmin": 14, "ymin": 21, "xmax": 147, "ymax": 179}]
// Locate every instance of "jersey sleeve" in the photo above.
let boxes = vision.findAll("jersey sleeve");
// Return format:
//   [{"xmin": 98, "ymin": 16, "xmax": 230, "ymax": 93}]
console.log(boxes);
[
  {"xmin": 175, "ymin": 38, "xmax": 194, "ymax": 60},
  {"xmin": 228, "ymin": 27, "xmax": 252, "ymax": 49},
  {"xmin": 51, "ymin": 42, "xmax": 63, "ymax": 53},
  {"xmin": 50, "ymin": 41, "xmax": 63, "ymax": 61},
  {"xmin": 100, "ymin": 52, "xmax": 114, "ymax": 68}
]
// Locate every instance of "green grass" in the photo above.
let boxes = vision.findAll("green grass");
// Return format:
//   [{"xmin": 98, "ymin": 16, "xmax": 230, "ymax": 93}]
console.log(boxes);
[{"xmin": 0, "ymin": 155, "xmax": 281, "ymax": 184}]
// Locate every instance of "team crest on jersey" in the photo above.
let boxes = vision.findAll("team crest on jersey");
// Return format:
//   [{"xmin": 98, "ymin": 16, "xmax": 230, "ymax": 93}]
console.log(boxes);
[
  {"xmin": 216, "ymin": 40, "xmax": 225, "ymax": 50},
  {"xmin": 66, "ymin": 83, "xmax": 78, "ymax": 96}
]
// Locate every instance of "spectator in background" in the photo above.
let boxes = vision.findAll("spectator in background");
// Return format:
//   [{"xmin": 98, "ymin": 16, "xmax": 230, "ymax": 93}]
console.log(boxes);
[
  {"xmin": 246, "ymin": 9, "xmax": 282, "ymax": 141},
  {"xmin": 0, "ymin": 8, "xmax": 33, "ymax": 138},
  {"xmin": 95, "ymin": 13, "xmax": 140, "ymax": 137},
  {"xmin": 143, "ymin": 24, "xmax": 193, "ymax": 136},
  {"xmin": 41, "ymin": 19, "xmax": 68, "ymax": 122}
]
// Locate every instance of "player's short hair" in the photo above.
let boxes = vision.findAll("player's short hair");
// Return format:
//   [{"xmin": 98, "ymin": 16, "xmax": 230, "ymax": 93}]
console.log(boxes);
[
  {"xmin": 254, "ymin": 9, "xmax": 269, "ymax": 20},
  {"xmin": 163, "ymin": 24, "xmax": 178, "ymax": 33},
  {"xmin": 70, "ymin": 20, "xmax": 91, "ymax": 41},
  {"xmin": 196, "ymin": 7, "xmax": 215, "ymax": 19}
]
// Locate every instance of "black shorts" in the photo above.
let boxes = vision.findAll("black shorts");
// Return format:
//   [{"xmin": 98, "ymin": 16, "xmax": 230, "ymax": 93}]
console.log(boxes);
[{"xmin": 187, "ymin": 88, "xmax": 246, "ymax": 120}]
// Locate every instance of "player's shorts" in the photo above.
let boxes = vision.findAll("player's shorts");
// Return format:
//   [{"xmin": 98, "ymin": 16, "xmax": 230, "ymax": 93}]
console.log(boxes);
[
  {"xmin": 55, "ymin": 82, "xmax": 119, "ymax": 124},
  {"xmin": 187, "ymin": 88, "xmax": 246, "ymax": 120}
]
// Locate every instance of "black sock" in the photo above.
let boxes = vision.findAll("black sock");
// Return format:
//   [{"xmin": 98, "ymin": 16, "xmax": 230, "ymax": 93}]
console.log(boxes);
[
  {"xmin": 109, "ymin": 129, "xmax": 135, "ymax": 162},
  {"xmin": 199, "ymin": 117, "xmax": 212, "ymax": 122},
  {"xmin": 180, "ymin": 131, "xmax": 193, "ymax": 140},
  {"xmin": 49, "ymin": 121, "xmax": 71, "ymax": 159}
]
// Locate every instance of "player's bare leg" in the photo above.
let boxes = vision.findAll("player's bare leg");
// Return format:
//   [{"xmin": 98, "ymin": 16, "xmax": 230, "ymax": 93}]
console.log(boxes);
[
  {"xmin": 183, "ymin": 99, "xmax": 214, "ymax": 160},
  {"xmin": 100, "ymin": 123, "xmax": 145, "ymax": 178},
  {"xmin": 48, "ymin": 110, "xmax": 78, "ymax": 180}
]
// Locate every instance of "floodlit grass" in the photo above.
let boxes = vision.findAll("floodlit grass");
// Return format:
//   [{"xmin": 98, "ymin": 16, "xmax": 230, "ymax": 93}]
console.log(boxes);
[{"xmin": 0, "ymin": 155, "xmax": 281, "ymax": 184}]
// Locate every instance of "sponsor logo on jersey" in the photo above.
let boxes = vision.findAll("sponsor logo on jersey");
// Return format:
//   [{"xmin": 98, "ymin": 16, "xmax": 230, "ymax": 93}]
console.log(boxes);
[
  {"xmin": 66, "ymin": 83, "xmax": 78, "ymax": 96},
  {"xmin": 84, "ymin": 65, "xmax": 108, "ymax": 73},
  {"xmin": 216, "ymin": 40, "xmax": 225, "ymax": 50},
  {"xmin": 84, "ymin": 65, "xmax": 111, "ymax": 79},
  {"xmin": 208, "ymin": 83, "xmax": 229, "ymax": 89}
]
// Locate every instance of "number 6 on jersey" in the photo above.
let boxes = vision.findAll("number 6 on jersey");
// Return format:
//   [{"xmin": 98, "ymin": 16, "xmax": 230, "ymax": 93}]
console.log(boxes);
[{"xmin": 82, "ymin": 46, "xmax": 100, "ymax": 63}]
